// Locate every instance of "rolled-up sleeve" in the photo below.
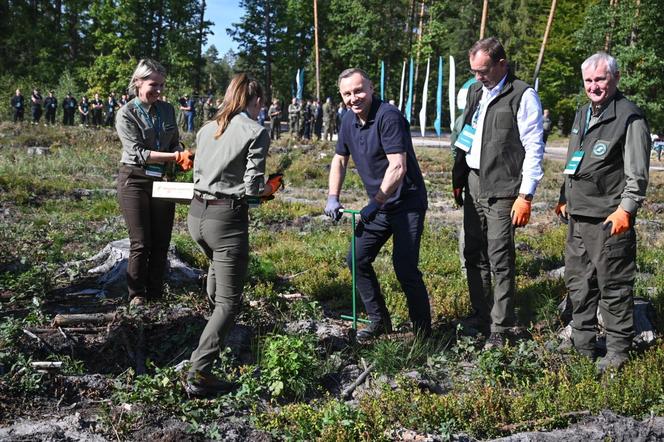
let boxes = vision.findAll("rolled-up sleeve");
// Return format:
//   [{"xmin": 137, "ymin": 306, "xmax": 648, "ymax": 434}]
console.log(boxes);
[
  {"xmin": 621, "ymin": 117, "xmax": 651, "ymax": 214},
  {"xmin": 116, "ymin": 109, "xmax": 151, "ymax": 165},
  {"xmin": 244, "ymin": 128, "xmax": 270, "ymax": 196}
]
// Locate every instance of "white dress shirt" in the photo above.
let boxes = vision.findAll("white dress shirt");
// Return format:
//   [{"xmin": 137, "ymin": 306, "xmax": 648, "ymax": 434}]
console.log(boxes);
[{"xmin": 465, "ymin": 74, "xmax": 545, "ymax": 196}]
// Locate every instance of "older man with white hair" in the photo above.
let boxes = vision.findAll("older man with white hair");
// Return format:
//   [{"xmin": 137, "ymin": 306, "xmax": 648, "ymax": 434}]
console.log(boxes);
[{"xmin": 556, "ymin": 52, "xmax": 651, "ymax": 374}]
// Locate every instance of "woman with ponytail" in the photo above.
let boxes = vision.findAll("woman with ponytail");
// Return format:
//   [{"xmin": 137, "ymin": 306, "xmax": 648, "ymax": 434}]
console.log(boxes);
[{"xmin": 185, "ymin": 73, "xmax": 281, "ymax": 396}]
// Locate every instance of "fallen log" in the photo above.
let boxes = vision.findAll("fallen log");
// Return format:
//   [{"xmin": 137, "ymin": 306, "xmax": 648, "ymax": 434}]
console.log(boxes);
[
  {"xmin": 28, "ymin": 327, "xmax": 106, "ymax": 334},
  {"xmin": 30, "ymin": 361, "xmax": 63, "ymax": 370},
  {"xmin": 52, "ymin": 313, "xmax": 117, "ymax": 327},
  {"xmin": 342, "ymin": 363, "xmax": 375, "ymax": 399}
]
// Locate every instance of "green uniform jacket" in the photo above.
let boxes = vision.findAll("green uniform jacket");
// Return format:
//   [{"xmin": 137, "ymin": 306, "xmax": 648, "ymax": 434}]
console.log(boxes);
[
  {"xmin": 559, "ymin": 91, "xmax": 651, "ymax": 218},
  {"xmin": 116, "ymin": 99, "xmax": 180, "ymax": 166},
  {"xmin": 193, "ymin": 112, "xmax": 269, "ymax": 199}
]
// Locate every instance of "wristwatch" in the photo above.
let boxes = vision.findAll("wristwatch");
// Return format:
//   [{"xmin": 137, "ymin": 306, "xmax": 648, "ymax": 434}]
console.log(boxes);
[{"xmin": 519, "ymin": 193, "xmax": 533, "ymax": 201}]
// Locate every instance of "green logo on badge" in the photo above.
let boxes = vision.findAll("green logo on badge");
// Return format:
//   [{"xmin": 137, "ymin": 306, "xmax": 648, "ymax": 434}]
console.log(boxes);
[{"xmin": 593, "ymin": 142, "xmax": 607, "ymax": 156}]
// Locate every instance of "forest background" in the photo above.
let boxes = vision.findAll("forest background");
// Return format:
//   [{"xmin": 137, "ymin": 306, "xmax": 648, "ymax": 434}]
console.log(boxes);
[{"xmin": 1, "ymin": 0, "xmax": 663, "ymax": 133}]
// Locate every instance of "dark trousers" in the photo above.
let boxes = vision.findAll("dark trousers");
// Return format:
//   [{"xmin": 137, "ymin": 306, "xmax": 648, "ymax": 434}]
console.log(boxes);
[
  {"xmin": 117, "ymin": 165, "xmax": 175, "ymax": 299},
  {"xmin": 80, "ymin": 113, "xmax": 89, "ymax": 125},
  {"xmin": 63, "ymin": 110, "xmax": 74, "ymax": 126},
  {"xmin": 105, "ymin": 112, "xmax": 115, "ymax": 127},
  {"xmin": 13, "ymin": 109, "xmax": 24, "ymax": 123},
  {"xmin": 187, "ymin": 197, "xmax": 249, "ymax": 373},
  {"xmin": 92, "ymin": 110, "xmax": 103, "ymax": 126},
  {"xmin": 463, "ymin": 170, "xmax": 516, "ymax": 332},
  {"xmin": 565, "ymin": 215, "xmax": 636, "ymax": 355},
  {"xmin": 348, "ymin": 208, "xmax": 431, "ymax": 332},
  {"xmin": 270, "ymin": 119, "xmax": 281, "ymax": 139},
  {"xmin": 45, "ymin": 109, "xmax": 56, "ymax": 124},
  {"xmin": 32, "ymin": 107, "xmax": 42, "ymax": 123}
]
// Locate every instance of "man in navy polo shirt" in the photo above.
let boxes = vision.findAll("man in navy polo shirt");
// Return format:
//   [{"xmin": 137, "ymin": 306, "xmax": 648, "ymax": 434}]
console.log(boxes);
[{"xmin": 324, "ymin": 68, "xmax": 431, "ymax": 342}]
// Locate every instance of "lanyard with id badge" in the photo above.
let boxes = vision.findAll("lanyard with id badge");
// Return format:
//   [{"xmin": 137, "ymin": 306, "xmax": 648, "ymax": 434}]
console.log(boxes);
[
  {"xmin": 564, "ymin": 109, "xmax": 592, "ymax": 176},
  {"xmin": 454, "ymin": 94, "xmax": 488, "ymax": 153},
  {"xmin": 133, "ymin": 98, "xmax": 164, "ymax": 178}
]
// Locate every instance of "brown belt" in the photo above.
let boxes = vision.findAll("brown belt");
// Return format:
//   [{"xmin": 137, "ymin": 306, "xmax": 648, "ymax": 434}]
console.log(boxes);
[{"xmin": 193, "ymin": 194, "xmax": 242, "ymax": 208}]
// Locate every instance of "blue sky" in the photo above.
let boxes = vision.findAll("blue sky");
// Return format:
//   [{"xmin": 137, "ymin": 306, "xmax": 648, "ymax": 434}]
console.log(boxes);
[{"xmin": 205, "ymin": 0, "xmax": 243, "ymax": 56}]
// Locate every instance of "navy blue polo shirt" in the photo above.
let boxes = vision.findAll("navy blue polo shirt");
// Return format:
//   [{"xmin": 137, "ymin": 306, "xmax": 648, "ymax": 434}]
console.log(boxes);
[{"xmin": 336, "ymin": 96, "xmax": 427, "ymax": 212}]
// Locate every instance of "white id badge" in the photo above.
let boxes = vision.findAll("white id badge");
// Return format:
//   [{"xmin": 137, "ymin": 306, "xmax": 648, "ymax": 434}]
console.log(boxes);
[
  {"xmin": 563, "ymin": 150, "xmax": 584, "ymax": 175},
  {"xmin": 145, "ymin": 164, "xmax": 164, "ymax": 178},
  {"xmin": 454, "ymin": 124, "xmax": 475, "ymax": 153}
]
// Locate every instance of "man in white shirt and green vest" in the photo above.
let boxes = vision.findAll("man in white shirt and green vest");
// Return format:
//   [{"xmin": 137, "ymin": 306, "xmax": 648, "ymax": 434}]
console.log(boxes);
[{"xmin": 452, "ymin": 37, "xmax": 545, "ymax": 349}]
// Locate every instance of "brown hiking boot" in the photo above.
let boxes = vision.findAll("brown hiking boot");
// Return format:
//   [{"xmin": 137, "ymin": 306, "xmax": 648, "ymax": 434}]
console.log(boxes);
[{"xmin": 185, "ymin": 371, "xmax": 237, "ymax": 397}]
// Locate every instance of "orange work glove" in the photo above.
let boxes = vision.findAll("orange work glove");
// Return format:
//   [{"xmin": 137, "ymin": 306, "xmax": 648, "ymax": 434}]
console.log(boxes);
[
  {"xmin": 603, "ymin": 206, "xmax": 631, "ymax": 236},
  {"xmin": 264, "ymin": 173, "xmax": 284, "ymax": 196},
  {"xmin": 555, "ymin": 202, "xmax": 568, "ymax": 223},
  {"xmin": 175, "ymin": 150, "xmax": 194, "ymax": 171},
  {"xmin": 511, "ymin": 196, "xmax": 532, "ymax": 227}
]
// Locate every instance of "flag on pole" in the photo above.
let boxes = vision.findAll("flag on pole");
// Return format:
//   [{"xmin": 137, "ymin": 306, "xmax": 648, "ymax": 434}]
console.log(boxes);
[
  {"xmin": 418, "ymin": 58, "xmax": 430, "ymax": 137},
  {"xmin": 457, "ymin": 77, "xmax": 478, "ymax": 111},
  {"xmin": 405, "ymin": 57, "xmax": 414, "ymax": 123},
  {"xmin": 398, "ymin": 60, "xmax": 406, "ymax": 112},
  {"xmin": 296, "ymin": 69, "xmax": 304, "ymax": 101},
  {"xmin": 380, "ymin": 61, "xmax": 385, "ymax": 101},
  {"xmin": 448, "ymin": 56, "xmax": 456, "ymax": 127},
  {"xmin": 434, "ymin": 56, "xmax": 443, "ymax": 137}
]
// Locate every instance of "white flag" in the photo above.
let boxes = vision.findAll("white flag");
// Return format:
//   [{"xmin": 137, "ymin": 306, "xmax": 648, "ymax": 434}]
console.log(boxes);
[
  {"xmin": 448, "ymin": 56, "xmax": 456, "ymax": 127},
  {"xmin": 419, "ymin": 58, "xmax": 430, "ymax": 137}
]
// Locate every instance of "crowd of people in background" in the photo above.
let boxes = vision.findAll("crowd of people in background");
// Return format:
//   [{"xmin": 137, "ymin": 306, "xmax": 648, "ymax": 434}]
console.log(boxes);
[
  {"xmin": 10, "ymin": 88, "xmax": 130, "ymax": 127},
  {"xmin": 9, "ymin": 87, "xmax": 351, "ymax": 141}
]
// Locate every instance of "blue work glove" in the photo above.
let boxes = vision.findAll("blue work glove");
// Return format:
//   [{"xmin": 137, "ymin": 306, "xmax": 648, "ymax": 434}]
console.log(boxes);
[
  {"xmin": 324, "ymin": 195, "xmax": 343, "ymax": 221},
  {"xmin": 360, "ymin": 199, "xmax": 381, "ymax": 224}
]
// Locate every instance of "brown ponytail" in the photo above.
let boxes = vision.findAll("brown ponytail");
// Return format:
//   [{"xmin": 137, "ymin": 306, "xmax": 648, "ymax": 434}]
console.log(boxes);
[{"xmin": 214, "ymin": 73, "xmax": 264, "ymax": 139}]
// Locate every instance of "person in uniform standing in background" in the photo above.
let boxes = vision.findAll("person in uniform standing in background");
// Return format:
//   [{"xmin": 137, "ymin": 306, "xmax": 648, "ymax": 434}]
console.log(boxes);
[
  {"xmin": 105, "ymin": 93, "xmax": 118, "ymax": 127},
  {"xmin": 322, "ymin": 97, "xmax": 336, "ymax": 141},
  {"xmin": 31, "ymin": 89, "xmax": 43, "ymax": 124},
  {"xmin": 115, "ymin": 58, "xmax": 194, "ymax": 305},
  {"xmin": 91, "ymin": 93, "xmax": 104, "ymax": 127},
  {"xmin": 62, "ymin": 92, "xmax": 76, "ymax": 126},
  {"xmin": 288, "ymin": 97, "xmax": 300, "ymax": 138},
  {"xmin": 78, "ymin": 96, "xmax": 90, "ymax": 126},
  {"xmin": 313, "ymin": 98, "xmax": 323, "ymax": 140},
  {"xmin": 185, "ymin": 73, "xmax": 282, "ymax": 396},
  {"xmin": 11, "ymin": 89, "xmax": 25, "ymax": 123},
  {"xmin": 268, "ymin": 98, "xmax": 281, "ymax": 140},
  {"xmin": 44, "ymin": 91, "xmax": 58, "ymax": 125},
  {"xmin": 301, "ymin": 99, "xmax": 312, "ymax": 140},
  {"xmin": 556, "ymin": 52, "xmax": 651, "ymax": 374}
]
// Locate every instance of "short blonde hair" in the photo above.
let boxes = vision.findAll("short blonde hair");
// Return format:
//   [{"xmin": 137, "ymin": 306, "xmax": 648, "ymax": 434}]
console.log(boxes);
[{"xmin": 127, "ymin": 59, "xmax": 166, "ymax": 96}]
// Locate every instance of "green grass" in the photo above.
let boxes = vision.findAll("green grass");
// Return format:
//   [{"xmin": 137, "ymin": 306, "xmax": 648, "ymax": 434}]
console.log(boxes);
[{"xmin": 2, "ymin": 124, "xmax": 664, "ymax": 440}]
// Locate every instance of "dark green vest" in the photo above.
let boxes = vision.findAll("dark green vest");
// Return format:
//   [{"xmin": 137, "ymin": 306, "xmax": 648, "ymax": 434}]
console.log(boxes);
[
  {"xmin": 452, "ymin": 72, "xmax": 530, "ymax": 198},
  {"xmin": 563, "ymin": 91, "xmax": 645, "ymax": 218}
]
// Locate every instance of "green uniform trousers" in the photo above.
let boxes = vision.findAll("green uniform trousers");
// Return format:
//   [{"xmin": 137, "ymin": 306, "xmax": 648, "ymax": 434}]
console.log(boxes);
[
  {"xmin": 463, "ymin": 170, "xmax": 517, "ymax": 332},
  {"xmin": 565, "ymin": 215, "xmax": 635, "ymax": 355},
  {"xmin": 187, "ymin": 197, "xmax": 249, "ymax": 374}
]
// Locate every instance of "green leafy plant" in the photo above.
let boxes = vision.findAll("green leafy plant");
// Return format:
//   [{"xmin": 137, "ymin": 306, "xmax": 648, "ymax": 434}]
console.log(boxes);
[{"xmin": 260, "ymin": 333, "xmax": 320, "ymax": 399}]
